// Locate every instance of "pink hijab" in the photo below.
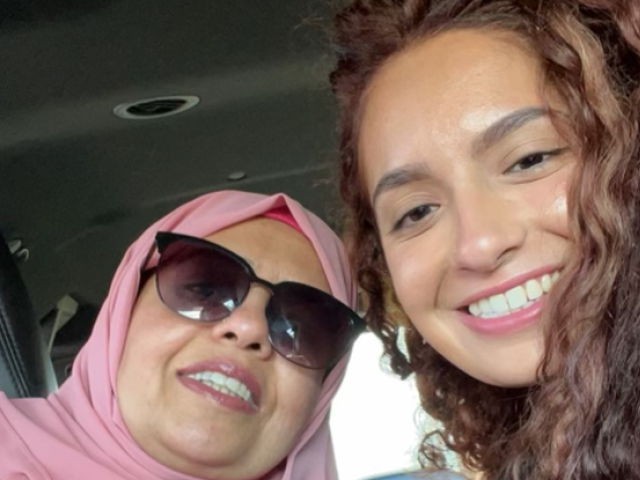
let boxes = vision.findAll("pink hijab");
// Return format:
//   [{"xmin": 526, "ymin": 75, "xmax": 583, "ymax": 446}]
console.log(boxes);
[{"xmin": 0, "ymin": 190, "xmax": 357, "ymax": 480}]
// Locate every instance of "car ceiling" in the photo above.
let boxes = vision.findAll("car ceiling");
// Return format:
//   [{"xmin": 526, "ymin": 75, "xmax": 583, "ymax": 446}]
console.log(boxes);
[{"xmin": 1, "ymin": 0, "xmax": 344, "ymax": 348}]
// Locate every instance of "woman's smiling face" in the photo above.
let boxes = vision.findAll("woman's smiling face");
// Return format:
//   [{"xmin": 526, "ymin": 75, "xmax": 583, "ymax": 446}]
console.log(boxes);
[
  {"xmin": 116, "ymin": 218, "xmax": 327, "ymax": 479},
  {"xmin": 358, "ymin": 29, "xmax": 576, "ymax": 387}
]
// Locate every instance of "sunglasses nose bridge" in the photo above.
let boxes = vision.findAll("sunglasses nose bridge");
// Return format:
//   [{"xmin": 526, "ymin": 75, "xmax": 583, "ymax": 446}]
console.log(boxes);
[{"xmin": 249, "ymin": 278, "xmax": 275, "ymax": 298}]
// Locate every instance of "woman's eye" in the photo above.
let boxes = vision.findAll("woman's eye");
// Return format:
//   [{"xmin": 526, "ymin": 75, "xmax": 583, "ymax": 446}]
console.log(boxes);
[
  {"xmin": 506, "ymin": 148, "xmax": 567, "ymax": 173},
  {"xmin": 392, "ymin": 204, "xmax": 438, "ymax": 232},
  {"xmin": 181, "ymin": 282, "xmax": 215, "ymax": 300}
]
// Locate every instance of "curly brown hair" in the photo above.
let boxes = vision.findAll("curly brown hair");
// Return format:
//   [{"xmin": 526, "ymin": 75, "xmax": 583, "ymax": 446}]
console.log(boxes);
[{"xmin": 329, "ymin": 1, "xmax": 640, "ymax": 478}]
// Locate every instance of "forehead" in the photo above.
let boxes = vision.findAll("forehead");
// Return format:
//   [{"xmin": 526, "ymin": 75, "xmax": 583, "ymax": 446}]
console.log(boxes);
[
  {"xmin": 204, "ymin": 217, "xmax": 330, "ymax": 293},
  {"xmin": 362, "ymin": 29, "xmax": 541, "ymax": 119},
  {"xmin": 358, "ymin": 29, "xmax": 544, "ymax": 186}
]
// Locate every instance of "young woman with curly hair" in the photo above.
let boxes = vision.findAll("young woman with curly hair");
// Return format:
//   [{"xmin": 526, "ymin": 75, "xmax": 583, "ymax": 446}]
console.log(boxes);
[{"xmin": 330, "ymin": 1, "xmax": 640, "ymax": 479}]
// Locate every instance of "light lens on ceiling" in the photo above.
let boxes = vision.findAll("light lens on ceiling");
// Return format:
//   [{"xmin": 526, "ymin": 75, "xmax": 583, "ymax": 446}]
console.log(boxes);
[
  {"xmin": 113, "ymin": 95, "xmax": 200, "ymax": 120},
  {"xmin": 227, "ymin": 171, "xmax": 247, "ymax": 181}
]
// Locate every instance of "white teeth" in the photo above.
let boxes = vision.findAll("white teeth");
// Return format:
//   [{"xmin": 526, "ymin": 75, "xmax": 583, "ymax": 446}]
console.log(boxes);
[
  {"xmin": 467, "ymin": 271, "xmax": 560, "ymax": 319},
  {"xmin": 489, "ymin": 294, "xmax": 509, "ymax": 314},
  {"xmin": 225, "ymin": 377, "xmax": 242, "ymax": 392},
  {"xmin": 505, "ymin": 286, "xmax": 527, "ymax": 310},
  {"xmin": 187, "ymin": 371, "xmax": 253, "ymax": 405},
  {"xmin": 525, "ymin": 279, "xmax": 543, "ymax": 300},
  {"xmin": 479, "ymin": 298, "xmax": 492, "ymax": 316}
]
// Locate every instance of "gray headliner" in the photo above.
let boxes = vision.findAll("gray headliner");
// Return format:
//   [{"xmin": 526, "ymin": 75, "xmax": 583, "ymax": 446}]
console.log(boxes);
[{"xmin": 0, "ymin": 0, "xmax": 344, "ymax": 322}]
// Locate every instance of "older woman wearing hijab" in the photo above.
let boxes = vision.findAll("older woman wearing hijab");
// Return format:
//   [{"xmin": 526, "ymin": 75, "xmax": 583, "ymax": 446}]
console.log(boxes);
[{"xmin": 0, "ymin": 190, "xmax": 363, "ymax": 480}]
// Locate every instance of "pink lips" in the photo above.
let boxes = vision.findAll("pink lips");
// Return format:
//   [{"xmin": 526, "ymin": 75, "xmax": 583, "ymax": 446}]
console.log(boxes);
[
  {"xmin": 177, "ymin": 359, "xmax": 261, "ymax": 413},
  {"xmin": 456, "ymin": 266, "xmax": 558, "ymax": 336},
  {"xmin": 457, "ymin": 297, "xmax": 544, "ymax": 335}
]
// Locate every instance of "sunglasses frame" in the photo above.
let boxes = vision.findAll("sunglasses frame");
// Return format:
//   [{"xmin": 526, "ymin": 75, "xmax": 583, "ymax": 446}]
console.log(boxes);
[{"xmin": 148, "ymin": 231, "xmax": 366, "ymax": 370}]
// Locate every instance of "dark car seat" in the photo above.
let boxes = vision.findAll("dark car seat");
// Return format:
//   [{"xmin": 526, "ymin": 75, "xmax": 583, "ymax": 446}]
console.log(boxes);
[{"xmin": 0, "ymin": 232, "xmax": 57, "ymax": 398}]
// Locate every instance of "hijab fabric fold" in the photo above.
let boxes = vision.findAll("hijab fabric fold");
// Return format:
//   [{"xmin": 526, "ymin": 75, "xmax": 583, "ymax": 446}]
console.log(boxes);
[{"xmin": 0, "ymin": 191, "xmax": 356, "ymax": 480}]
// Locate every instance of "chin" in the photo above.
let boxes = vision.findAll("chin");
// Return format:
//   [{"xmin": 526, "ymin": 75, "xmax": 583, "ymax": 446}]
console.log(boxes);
[
  {"xmin": 470, "ymin": 366, "xmax": 539, "ymax": 389},
  {"xmin": 469, "ymin": 337, "xmax": 544, "ymax": 388}
]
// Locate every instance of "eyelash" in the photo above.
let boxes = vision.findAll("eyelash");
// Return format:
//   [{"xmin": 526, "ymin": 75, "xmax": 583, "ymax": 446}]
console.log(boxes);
[
  {"xmin": 392, "ymin": 204, "xmax": 438, "ymax": 232},
  {"xmin": 505, "ymin": 147, "xmax": 568, "ymax": 173},
  {"xmin": 389, "ymin": 147, "xmax": 569, "ymax": 233}
]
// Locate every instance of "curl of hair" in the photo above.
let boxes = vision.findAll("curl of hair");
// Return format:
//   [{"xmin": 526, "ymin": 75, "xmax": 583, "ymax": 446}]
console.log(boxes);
[{"xmin": 330, "ymin": 1, "xmax": 640, "ymax": 479}]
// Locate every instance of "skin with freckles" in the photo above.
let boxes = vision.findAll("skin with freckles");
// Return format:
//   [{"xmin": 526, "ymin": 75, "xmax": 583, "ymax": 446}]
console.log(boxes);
[
  {"xmin": 358, "ymin": 30, "xmax": 577, "ymax": 387},
  {"xmin": 116, "ymin": 218, "xmax": 327, "ymax": 480}
]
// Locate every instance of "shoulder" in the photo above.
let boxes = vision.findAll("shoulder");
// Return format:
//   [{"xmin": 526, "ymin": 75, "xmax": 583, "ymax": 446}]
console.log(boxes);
[{"xmin": 0, "ymin": 396, "xmax": 47, "ymax": 479}]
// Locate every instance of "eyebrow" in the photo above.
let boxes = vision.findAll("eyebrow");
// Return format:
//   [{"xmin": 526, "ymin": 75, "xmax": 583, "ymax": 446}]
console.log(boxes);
[
  {"xmin": 372, "ymin": 162, "xmax": 431, "ymax": 206},
  {"xmin": 471, "ymin": 106, "xmax": 549, "ymax": 156},
  {"xmin": 371, "ymin": 106, "xmax": 550, "ymax": 206}
]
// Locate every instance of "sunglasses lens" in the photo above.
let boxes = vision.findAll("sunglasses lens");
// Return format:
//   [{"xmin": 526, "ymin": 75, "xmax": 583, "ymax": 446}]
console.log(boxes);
[
  {"xmin": 157, "ymin": 239, "xmax": 250, "ymax": 322},
  {"xmin": 267, "ymin": 283, "xmax": 354, "ymax": 369}
]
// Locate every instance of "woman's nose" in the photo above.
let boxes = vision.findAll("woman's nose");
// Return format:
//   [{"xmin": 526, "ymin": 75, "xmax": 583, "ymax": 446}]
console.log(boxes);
[
  {"xmin": 209, "ymin": 286, "xmax": 274, "ymax": 359},
  {"xmin": 453, "ymin": 184, "xmax": 527, "ymax": 272}
]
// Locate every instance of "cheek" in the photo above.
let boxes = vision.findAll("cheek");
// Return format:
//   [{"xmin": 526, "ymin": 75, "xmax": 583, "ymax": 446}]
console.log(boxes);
[
  {"xmin": 251, "ymin": 367, "xmax": 323, "ymax": 474},
  {"xmin": 532, "ymin": 169, "xmax": 572, "ymax": 239},
  {"xmin": 116, "ymin": 310, "xmax": 160, "ymax": 408},
  {"xmin": 549, "ymin": 185, "xmax": 569, "ymax": 235},
  {"xmin": 116, "ymin": 302, "xmax": 190, "ymax": 403},
  {"xmin": 274, "ymin": 364, "xmax": 323, "ymax": 427},
  {"xmin": 116, "ymin": 318, "xmax": 155, "ymax": 437},
  {"xmin": 384, "ymin": 241, "xmax": 444, "ymax": 316}
]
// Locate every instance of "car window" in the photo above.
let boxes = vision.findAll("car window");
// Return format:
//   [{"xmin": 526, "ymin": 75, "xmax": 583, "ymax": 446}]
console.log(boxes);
[{"xmin": 330, "ymin": 332, "xmax": 428, "ymax": 479}]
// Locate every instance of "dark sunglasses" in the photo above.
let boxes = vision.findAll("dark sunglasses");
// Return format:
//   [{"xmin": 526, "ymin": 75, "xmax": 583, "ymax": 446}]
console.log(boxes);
[{"xmin": 149, "ymin": 231, "xmax": 365, "ymax": 370}]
